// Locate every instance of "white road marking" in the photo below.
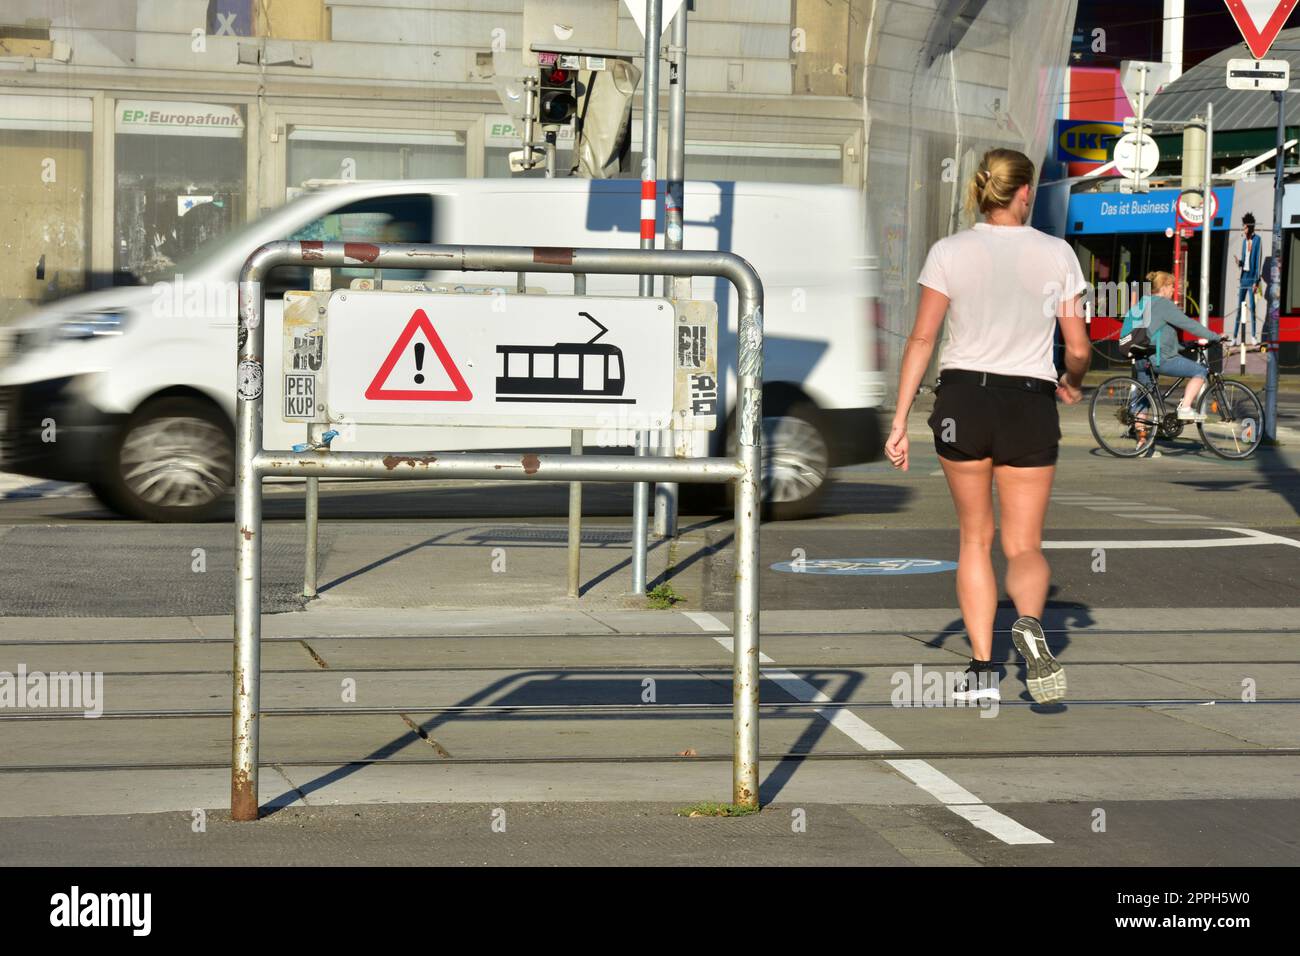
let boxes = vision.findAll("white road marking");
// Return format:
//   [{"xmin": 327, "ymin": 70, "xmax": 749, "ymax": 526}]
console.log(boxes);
[
  {"xmin": 692, "ymin": 613, "xmax": 1051, "ymax": 846},
  {"xmin": 1042, "ymin": 528, "xmax": 1297, "ymax": 549},
  {"xmin": 680, "ymin": 611, "xmax": 729, "ymax": 632},
  {"xmin": 1088, "ymin": 505, "xmax": 1179, "ymax": 512},
  {"xmin": 946, "ymin": 803, "xmax": 1054, "ymax": 845},
  {"xmin": 883, "ymin": 758, "xmax": 980, "ymax": 803}
]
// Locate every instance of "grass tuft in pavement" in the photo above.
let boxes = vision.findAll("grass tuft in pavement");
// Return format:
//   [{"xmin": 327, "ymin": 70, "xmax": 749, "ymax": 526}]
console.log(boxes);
[
  {"xmin": 646, "ymin": 583, "xmax": 683, "ymax": 609},
  {"xmin": 676, "ymin": 802, "xmax": 761, "ymax": 818}
]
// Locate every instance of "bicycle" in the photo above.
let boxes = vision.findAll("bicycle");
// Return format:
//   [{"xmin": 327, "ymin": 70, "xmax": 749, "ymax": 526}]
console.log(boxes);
[{"xmin": 1088, "ymin": 340, "xmax": 1264, "ymax": 460}]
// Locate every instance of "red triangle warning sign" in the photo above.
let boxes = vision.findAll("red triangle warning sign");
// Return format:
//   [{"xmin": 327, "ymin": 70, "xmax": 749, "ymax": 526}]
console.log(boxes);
[
  {"xmin": 1226, "ymin": 0, "xmax": 1299, "ymax": 60},
  {"xmin": 365, "ymin": 309, "xmax": 473, "ymax": 401}
]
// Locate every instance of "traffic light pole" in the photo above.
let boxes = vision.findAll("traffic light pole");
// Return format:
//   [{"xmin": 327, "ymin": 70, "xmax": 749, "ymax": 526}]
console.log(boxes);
[
  {"xmin": 654, "ymin": 3, "xmax": 687, "ymax": 539},
  {"xmin": 631, "ymin": 0, "xmax": 663, "ymax": 595}
]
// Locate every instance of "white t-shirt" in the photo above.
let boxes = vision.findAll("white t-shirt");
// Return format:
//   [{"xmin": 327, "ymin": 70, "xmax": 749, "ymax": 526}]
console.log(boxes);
[{"xmin": 917, "ymin": 223, "xmax": 1087, "ymax": 383}]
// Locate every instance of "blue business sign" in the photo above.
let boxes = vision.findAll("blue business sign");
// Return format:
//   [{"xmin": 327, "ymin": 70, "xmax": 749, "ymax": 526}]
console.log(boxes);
[
  {"xmin": 1067, "ymin": 187, "xmax": 1234, "ymax": 235},
  {"xmin": 1055, "ymin": 120, "xmax": 1124, "ymax": 163}
]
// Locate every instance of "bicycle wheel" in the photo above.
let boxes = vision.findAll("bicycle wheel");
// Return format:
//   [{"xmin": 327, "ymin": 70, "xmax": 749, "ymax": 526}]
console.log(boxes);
[
  {"xmin": 1198, "ymin": 379, "xmax": 1264, "ymax": 459},
  {"xmin": 1089, "ymin": 376, "xmax": 1159, "ymax": 457}
]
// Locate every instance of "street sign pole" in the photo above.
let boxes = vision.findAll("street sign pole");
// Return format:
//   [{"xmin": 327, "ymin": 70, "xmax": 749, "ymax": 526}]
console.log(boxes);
[
  {"xmin": 655, "ymin": 1, "xmax": 688, "ymax": 539},
  {"xmin": 1200, "ymin": 101, "xmax": 1214, "ymax": 323},
  {"xmin": 632, "ymin": 0, "xmax": 663, "ymax": 594},
  {"xmin": 1134, "ymin": 64, "xmax": 1148, "ymax": 192},
  {"xmin": 1267, "ymin": 88, "xmax": 1284, "ymax": 441}
]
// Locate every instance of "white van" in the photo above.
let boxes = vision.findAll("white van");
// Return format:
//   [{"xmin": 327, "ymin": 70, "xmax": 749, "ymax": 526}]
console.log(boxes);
[{"xmin": 0, "ymin": 178, "xmax": 885, "ymax": 521}]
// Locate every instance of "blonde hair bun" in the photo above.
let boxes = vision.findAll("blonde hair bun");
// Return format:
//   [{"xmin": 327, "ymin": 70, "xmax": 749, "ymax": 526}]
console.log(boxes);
[{"xmin": 965, "ymin": 148, "xmax": 1035, "ymax": 219}]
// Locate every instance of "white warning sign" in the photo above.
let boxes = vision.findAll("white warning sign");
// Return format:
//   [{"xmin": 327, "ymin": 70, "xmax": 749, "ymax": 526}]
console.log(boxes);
[{"xmin": 325, "ymin": 291, "xmax": 678, "ymax": 428}]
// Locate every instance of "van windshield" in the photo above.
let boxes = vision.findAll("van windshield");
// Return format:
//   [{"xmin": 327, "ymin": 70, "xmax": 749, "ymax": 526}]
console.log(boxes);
[
  {"xmin": 138, "ymin": 191, "xmax": 434, "ymax": 284},
  {"xmin": 137, "ymin": 194, "xmax": 321, "ymax": 283}
]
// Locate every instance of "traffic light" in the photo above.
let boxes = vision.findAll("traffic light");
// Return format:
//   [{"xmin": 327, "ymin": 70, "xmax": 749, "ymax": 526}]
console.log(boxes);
[{"xmin": 538, "ymin": 64, "xmax": 577, "ymax": 126}]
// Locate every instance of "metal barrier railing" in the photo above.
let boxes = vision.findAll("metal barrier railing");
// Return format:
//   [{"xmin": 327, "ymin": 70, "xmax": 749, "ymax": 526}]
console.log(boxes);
[{"xmin": 232, "ymin": 241, "xmax": 764, "ymax": 820}]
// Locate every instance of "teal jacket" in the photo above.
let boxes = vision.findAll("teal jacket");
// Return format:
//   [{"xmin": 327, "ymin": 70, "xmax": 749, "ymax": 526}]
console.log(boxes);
[{"xmin": 1132, "ymin": 295, "xmax": 1220, "ymax": 365}]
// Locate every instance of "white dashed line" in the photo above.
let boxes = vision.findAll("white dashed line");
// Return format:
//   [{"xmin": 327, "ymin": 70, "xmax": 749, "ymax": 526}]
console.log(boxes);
[
  {"xmin": 687, "ymin": 612, "xmax": 1052, "ymax": 846},
  {"xmin": 680, "ymin": 611, "xmax": 729, "ymax": 632}
]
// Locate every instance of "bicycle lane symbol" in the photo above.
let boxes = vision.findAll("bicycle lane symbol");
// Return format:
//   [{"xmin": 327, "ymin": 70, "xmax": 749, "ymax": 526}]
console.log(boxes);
[{"xmin": 770, "ymin": 558, "xmax": 958, "ymax": 575}]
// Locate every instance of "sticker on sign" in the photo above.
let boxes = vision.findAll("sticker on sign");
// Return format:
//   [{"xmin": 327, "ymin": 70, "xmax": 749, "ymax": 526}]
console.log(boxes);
[{"xmin": 325, "ymin": 292, "xmax": 677, "ymax": 428}]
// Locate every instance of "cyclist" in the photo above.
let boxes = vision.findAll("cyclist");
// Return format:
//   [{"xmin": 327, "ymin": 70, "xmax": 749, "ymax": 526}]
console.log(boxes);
[{"xmin": 1133, "ymin": 270, "xmax": 1222, "ymax": 421}]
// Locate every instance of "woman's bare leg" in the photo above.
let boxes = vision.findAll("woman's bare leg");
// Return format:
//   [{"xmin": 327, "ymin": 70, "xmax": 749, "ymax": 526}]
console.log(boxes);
[
  {"xmin": 993, "ymin": 463, "xmax": 1055, "ymax": 619},
  {"xmin": 1181, "ymin": 375, "xmax": 1205, "ymax": 408},
  {"xmin": 939, "ymin": 457, "xmax": 996, "ymax": 660}
]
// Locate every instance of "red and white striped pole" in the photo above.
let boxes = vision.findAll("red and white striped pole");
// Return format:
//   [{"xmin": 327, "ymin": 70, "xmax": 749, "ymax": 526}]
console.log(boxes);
[
  {"xmin": 631, "ymin": 0, "xmax": 662, "ymax": 595},
  {"xmin": 640, "ymin": 175, "xmax": 657, "ymax": 244}
]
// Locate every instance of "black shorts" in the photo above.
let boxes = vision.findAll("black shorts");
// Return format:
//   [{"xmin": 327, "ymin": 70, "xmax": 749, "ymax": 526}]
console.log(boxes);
[{"xmin": 927, "ymin": 374, "xmax": 1061, "ymax": 467}]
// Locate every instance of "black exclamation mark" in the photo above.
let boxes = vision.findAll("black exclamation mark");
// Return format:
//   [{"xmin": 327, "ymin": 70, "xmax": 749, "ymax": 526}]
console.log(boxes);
[{"xmin": 413, "ymin": 342, "xmax": 425, "ymax": 384}]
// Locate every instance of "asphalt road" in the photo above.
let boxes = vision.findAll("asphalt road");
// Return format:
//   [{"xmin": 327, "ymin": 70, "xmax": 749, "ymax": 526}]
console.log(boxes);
[{"xmin": 0, "ymin": 395, "xmax": 1297, "ymax": 866}]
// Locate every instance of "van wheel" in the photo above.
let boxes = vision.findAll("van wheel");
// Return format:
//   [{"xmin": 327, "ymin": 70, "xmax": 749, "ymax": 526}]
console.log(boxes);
[
  {"xmin": 726, "ymin": 395, "xmax": 831, "ymax": 520},
  {"xmin": 94, "ymin": 397, "xmax": 234, "ymax": 522}
]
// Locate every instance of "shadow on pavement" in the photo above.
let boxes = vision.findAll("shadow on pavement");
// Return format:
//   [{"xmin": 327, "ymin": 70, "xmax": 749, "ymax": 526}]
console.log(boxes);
[{"xmin": 269, "ymin": 666, "xmax": 867, "ymax": 816}]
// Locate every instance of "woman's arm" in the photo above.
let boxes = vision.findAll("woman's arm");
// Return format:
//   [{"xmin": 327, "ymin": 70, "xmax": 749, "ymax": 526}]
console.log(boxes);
[
  {"xmin": 1163, "ymin": 301, "xmax": 1220, "ymax": 341},
  {"xmin": 893, "ymin": 286, "xmax": 948, "ymax": 424},
  {"xmin": 884, "ymin": 285, "xmax": 947, "ymax": 470},
  {"xmin": 1057, "ymin": 289, "xmax": 1090, "ymax": 402}
]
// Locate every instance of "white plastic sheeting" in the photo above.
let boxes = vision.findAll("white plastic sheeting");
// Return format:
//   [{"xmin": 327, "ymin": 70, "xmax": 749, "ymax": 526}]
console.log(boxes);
[{"xmin": 862, "ymin": 0, "xmax": 1078, "ymax": 384}]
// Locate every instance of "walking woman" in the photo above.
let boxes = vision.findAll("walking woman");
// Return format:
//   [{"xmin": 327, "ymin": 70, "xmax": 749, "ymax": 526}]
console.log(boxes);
[{"xmin": 884, "ymin": 148, "xmax": 1091, "ymax": 704}]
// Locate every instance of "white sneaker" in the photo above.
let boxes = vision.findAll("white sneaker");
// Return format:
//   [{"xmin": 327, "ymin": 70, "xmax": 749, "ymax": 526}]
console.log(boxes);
[
  {"xmin": 1010, "ymin": 617, "xmax": 1067, "ymax": 704},
  {"xmin": 1177, "ymin": 404, "xmax": 1206, "ymax": 422}
]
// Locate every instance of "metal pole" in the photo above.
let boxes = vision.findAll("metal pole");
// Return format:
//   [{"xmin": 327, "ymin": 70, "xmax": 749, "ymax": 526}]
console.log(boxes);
[
  {"xmin": 1199, "ymin": 101, "xmax": 1212, "ymax": 326},
  {"xmin": 232, "ymin": 276, "xmax": 265, "ymax": 822},
  {"xmin": 233, "ymin": 241, "xmax": 764, "ymax": 816},
  {"xmin": 632, "ymin": 0, "xmax": 663, "ymax": 594},
  {"xmin": 1133, "ymin": 64, "xmax": 1148, "ymax": 193},
  {"xmin": 302, "ymin": 266, "xmax": 331, "ymax": 601},
  {"xmin": 568, "ymin": 271, "xmax": 587, "ymax": 598},
  {"xmin": 1267, "ymin": 90, "xmax": 1284, "ymax": 442},
  {"xmin": 303, "ymin": 474, "xmax": 319, "ymax": 598},
  {"xmin": 655, "ymin": 3, "xmax": 687, "ymax": 539},
  {"xmin": 303, "ymin": 425, "xmax": 320, "ymax": 600},
  {"xmin": 568, "ymin": 429, "xmax": 583, "ymax": 597},
  {"xmin": 631, "ymin": 432, "xmax": 650, "ymax": 591},
  {"xmin": 732, "ymin": 301, "xmax": 762, "ymax": 808}
]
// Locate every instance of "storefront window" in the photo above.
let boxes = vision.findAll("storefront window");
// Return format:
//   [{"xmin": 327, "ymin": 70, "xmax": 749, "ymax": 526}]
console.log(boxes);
[
  {"xmin": 681, "ymin": 142, "xmax": 843, "ymax": 185},
  {"xmin": 287, "ymin": 128, "xmax": 466, "ymax": 189},
  {"xmin": 0, "ymin": 94, "xmax": 92, "ymax": 320},
  {"xmin": 114, "ymin": 99, "xmax": 246, "ymax": 282}
]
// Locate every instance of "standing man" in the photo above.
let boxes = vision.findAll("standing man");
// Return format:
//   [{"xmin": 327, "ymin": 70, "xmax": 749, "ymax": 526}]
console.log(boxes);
[{"xmin": 1234, "ymin": 212, "xmax": 1263, "ymax": 346}]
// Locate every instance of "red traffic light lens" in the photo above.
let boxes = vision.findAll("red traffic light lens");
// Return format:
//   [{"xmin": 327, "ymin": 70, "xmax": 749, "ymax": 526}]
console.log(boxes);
[{"xmin": 547, "ymin": 68, "xmax": 569, "ymax": 85}]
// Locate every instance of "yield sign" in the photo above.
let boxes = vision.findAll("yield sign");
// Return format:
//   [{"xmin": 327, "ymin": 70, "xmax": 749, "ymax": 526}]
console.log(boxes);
[
  {"xmin": 364, "ymin": 308, "xmax": 472, "ymax": 401},
  {"xmin": 1225, "ymin": 0, "xmax": 1299, "ymax": 59},
  {"xmin": 622, "ymin": 0, "xmax": 685, "ymax": 37}
]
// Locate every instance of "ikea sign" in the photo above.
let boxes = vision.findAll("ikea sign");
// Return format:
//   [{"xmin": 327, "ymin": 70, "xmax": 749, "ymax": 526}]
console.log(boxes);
[{"xmin": 1056, "ymin": 120, "xmax": 1124, "ymax": 163}]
